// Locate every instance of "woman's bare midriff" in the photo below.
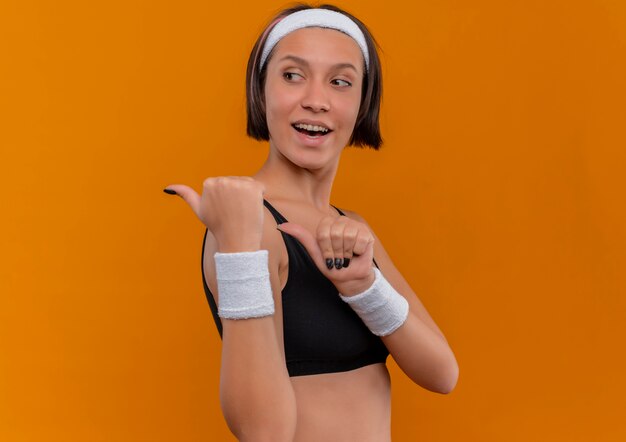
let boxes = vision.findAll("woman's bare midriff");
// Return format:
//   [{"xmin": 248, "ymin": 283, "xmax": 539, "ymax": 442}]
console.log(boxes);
[{"xmin": 290, "ymin": 363, "xmax": 392, "ymax": 442}]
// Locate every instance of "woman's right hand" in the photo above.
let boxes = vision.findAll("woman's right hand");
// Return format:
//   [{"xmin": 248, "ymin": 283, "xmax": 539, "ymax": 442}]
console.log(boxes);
[{"xmin": 164, "ymin": 177, "xmax": 266, "ymax": 253}]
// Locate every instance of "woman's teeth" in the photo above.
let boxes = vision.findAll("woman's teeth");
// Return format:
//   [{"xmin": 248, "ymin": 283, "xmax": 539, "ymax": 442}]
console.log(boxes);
[{"xmin": 293, "ymin": 123, "xmax": 330, "ymax": 134}]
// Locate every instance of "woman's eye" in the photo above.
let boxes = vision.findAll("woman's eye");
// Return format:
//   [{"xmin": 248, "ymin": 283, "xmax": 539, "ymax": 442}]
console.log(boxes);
[
  {"xmin": 332, "ymin": 79, "xmax": 352, "ymax": 87},
  {"xmin": 283, "ymin": 72, "xmax": 302, "ymax": 81}
]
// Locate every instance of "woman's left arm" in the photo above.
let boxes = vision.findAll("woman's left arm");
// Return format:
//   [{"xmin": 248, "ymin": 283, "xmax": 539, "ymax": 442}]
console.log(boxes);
[{"xmin": 344, "ymin": 210, "xmax": 459, "ymax": 394}]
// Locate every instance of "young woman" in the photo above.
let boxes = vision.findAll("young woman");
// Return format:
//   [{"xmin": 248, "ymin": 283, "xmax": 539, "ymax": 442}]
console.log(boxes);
[{"xmin": 165, "ymin": 4, "xmax": 458, "ymax": 441}]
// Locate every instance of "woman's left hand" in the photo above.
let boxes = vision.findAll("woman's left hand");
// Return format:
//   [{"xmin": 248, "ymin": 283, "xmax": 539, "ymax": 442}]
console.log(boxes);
[{"xmin": 276, "ymin": 217, "xmax": 377, "ymax": 296}]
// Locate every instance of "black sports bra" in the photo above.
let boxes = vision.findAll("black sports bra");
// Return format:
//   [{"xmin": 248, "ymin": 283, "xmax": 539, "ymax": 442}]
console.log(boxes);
[{"xmin": 201, "ymin": 199, "xmax": 389, "ymax": 377}]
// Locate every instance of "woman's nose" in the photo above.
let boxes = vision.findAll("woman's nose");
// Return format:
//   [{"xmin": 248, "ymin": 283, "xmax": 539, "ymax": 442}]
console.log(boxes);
[{"xmin": 301, "ymin": 82, "xmax": 330, "ymax": 112}]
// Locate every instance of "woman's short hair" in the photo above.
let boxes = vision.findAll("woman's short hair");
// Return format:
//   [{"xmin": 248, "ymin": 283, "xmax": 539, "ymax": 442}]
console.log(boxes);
[{"xmin": 246, "ymin": 3, "xmax": 383, "ymax": 150}]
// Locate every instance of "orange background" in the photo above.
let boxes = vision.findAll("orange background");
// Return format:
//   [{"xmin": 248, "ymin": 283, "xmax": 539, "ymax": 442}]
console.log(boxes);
[{"xmin": 1, "ymin": 0, "xmax": 625, "ymax": 440}]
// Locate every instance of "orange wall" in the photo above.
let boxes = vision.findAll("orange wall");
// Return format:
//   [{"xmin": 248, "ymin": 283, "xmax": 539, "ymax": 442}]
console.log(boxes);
[{"xmin": 2, "ymin": 0, "xmax": 625, "ymax": 440}]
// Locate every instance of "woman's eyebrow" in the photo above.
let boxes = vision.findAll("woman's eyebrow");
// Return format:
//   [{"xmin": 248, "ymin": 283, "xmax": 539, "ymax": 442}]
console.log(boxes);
[{"xmin": 278, "ymin": 55, "xmax": 358, "ymax": 73}]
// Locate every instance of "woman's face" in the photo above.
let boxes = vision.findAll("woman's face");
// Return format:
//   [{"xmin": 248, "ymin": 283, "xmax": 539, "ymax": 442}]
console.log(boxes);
[{"xmin": 264, "ymin": 27, "xmax": 364, "ymax": 169}]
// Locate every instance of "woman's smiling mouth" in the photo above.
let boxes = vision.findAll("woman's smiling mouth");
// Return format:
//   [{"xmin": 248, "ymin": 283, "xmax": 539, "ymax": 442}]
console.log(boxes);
[{"xmin": 292, "ymin": 122, "xmax": 333, "ymax": 138}]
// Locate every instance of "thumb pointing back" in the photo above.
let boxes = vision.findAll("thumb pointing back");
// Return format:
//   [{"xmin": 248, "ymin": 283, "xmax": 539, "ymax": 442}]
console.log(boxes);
[
  {"xmin": 276, "ymin": 222, "xmax": 324, "ymax": 266},
  {"xmin": 163, "ymin": 184, "xmax": 201, "ymax": 217}
]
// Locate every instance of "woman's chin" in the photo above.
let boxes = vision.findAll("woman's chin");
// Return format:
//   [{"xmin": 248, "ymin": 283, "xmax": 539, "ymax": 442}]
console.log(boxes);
[
  {"xmin": 271, "ymin": 140, "xmax": 340, "ymax": 169},
  {"xmin": 289, "ymin": 154, "xmax": 329, "ymax": 170}
]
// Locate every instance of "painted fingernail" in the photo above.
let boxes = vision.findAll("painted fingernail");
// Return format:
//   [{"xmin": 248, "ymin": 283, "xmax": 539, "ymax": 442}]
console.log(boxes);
[
  {"xmin": 343, "ymin": 258, "xmax": 350, "ymax": 268},
  {"xmin": 326, "ymin": 258, "xmax": 334, "ymax": 270},
  {"xmin": 334, "ymin": 258, "xmax": 343, "ymax": 269},
  {"xmin": 163, "ymin": 188, "xmax": 177, "ymax": 195}
]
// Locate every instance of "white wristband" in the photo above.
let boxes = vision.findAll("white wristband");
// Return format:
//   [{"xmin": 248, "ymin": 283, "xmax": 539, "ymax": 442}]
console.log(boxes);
[
  {"xmin": 339, "ymin": 267, "xmax": 409, "ymax": 336},
  {"xmin": 214, "ymin": 250, "xmax": 275, "ymax": 319}
]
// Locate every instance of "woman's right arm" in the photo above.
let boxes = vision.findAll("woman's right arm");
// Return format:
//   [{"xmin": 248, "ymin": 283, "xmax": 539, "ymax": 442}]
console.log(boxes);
[
  {"xmin": 165, "ymin": 177, "xmax": 296, "ymax": 442},
  {"xmin": 203, "ymin": 216, "xmax": 296, "ymax": 441}
]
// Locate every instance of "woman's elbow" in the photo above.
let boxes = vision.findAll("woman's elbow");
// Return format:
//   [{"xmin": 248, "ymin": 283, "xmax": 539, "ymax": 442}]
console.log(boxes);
[
  {"xmin": 235, "ymin": 425, "xmax": 296, "ymax": 442},
  {"xmin": 222, "ymin": 405, "xmax": 297, "ymax": 442},
  {"xmin": 410, "ymin": 349, "xmax": 459, "ymax": 394},
  {"xmin": 434, "ymin": 353, "xmax": 459, "ymax": 394},
  {"xmin": 220, "ymin": 387, "xmax": 297, "ymax": 441}
]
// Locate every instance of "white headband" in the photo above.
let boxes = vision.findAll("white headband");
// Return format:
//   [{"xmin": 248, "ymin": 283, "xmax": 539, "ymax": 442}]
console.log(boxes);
[{"xmin": 259, "ymin": 9, "xmax": 370, "ymax": 73}]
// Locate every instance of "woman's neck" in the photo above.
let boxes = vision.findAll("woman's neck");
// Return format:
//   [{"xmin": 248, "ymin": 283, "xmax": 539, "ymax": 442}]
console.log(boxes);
[{"xmin": 252, "ymin": 146, "xmax": 340, "ymax": 212}]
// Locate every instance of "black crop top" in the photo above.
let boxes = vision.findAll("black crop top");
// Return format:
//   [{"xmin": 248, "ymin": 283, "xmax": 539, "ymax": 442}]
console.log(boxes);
[{"xmin": 200, "ymin": 199, "xmax": 389, "ymax": 377}]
